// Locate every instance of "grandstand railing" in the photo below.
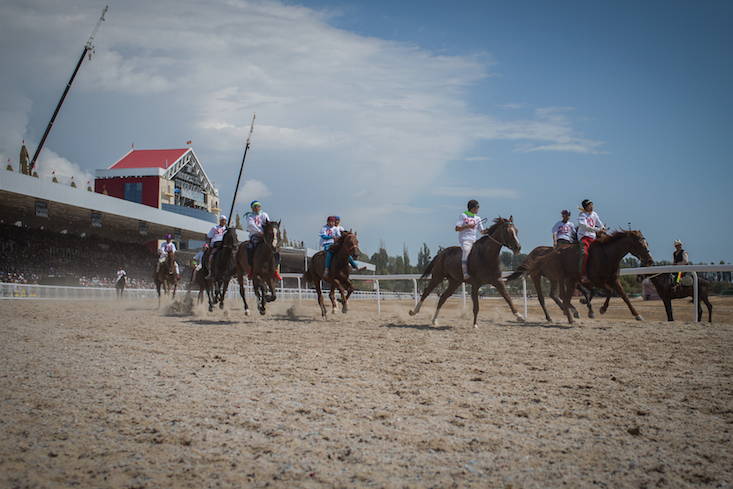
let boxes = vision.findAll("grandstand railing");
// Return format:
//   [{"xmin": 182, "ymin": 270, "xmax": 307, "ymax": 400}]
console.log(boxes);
[{"xmin": 3, "ymin": 265, "xmax": 731, "ymax": 323}]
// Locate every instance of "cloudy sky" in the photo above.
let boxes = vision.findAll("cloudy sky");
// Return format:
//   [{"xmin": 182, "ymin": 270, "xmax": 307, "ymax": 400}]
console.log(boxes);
[{"xmin": 1, "ymin": 0, "xmax": 732, "ymax": 264}]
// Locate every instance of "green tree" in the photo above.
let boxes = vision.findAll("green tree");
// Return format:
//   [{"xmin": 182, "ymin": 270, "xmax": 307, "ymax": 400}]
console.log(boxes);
[{"xmin": 416, "ymin": 243, "xmax": 431, "ymax": 273}]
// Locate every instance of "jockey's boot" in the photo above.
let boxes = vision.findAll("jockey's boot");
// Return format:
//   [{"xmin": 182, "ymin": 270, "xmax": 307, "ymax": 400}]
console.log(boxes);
[
  {"xmin": 462, "ymin": 265, "xmax": 470, "ymax": 281},
  {"xmin": 275, "ymin": 268, "xmax": 283, "ymax": 281},
  {"xmin": 247, "ymin": 266, "xmax": 253, "ymax": 279},
  {"xmin": 324, "ymin": 268, "xmax": 330, "ymax": 279},
  {"xmin": 581, "ymin": 275, "xmax": 590, "ymax": 285}
]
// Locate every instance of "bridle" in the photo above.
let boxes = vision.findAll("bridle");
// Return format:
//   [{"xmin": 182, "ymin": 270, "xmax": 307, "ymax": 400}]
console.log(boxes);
[
  {"xmin": 486, "ymin": 220, "xmax": 515, "ymax": 249},
  {"xmin": 344, "ymin": 234, "xmax": 360, "ymax": 255}
]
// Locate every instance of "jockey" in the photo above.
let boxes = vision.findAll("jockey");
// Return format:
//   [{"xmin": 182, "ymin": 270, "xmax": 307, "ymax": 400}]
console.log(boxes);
[
  {"xmin": 116, "ymin": 267, "xmax": 127, "ymax": 282},
  {"xmin": 246, "ymin": 201, "xmax": 282, "ymax": 280},
  {"xmin": 205, "ymin": 215, "xmax": 228, "ymax": 280},
  {"xmin": 192, "ymin": 244, "xmax": 208, "ymax": 280},
  {"xmin": 332, "ymin": 214, "xmax": 361, "ymax": 272},
  {"xmin": 672, "ymin": 239, "xmax": 690, "ymax": 290},
  {"xmin": 455, "ymin": 200, "xmax": 486, "ymax": 280},
  {"xmin": 158, "ymin": 235, "xmax": 181, "ymax": 279},
  {"xmin": 321, "ymin": 216, "xmax": 340, "ymax": 278},
  {"xmin": 577, "ymin": 199, "xmax": 605, "ymax": 283},
  {"xmin": 552, "ymin": 209, "xmax": 576, "ymax": 247}
]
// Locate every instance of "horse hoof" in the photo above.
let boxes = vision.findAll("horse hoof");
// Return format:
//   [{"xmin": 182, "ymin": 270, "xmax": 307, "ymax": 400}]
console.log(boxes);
[
  {"xmin": 209, "ymin": 305, "xmax": 213, "ymax": 312},
  {"xmin": 409, "ymin": 310, "xmax": 417, "ymax": 316},
  {"xmin": 219, "ymin": 302, "xmax": 224, "ymax": 309},
  {"xmin": 599, "ymin": 307, "xmax": 607, "ymax": 315},
  {"xmin": 588, "ymin": 312, "xmax": 595, "ymax": 319},
  {"xmin": 473, "ymin": 323, "xmax": 478, "ymax": 329},
  {"xmin": 332, "ymin": 308, "xmax": 337, "ymax": 315},
  {"xmin": 636, "ymin": 315, "xmax": 644, "ymax": 322},
  {"xmin": 432, "ymin": 319, "xmax": 439, "ymax": 327},
  {"xmin": 245, "ymin": 309, "xmax": 251, "ymax": 316},
  {"xmin": 342, "ymin": 307, "xmax": 348, "ymax": 314},
  {"xmin": 573, "ymin": 310, "xmax": 580, "ymax": 319},
  {"xmin": 259, "ymin": 309, "xmax": 266, "ymax": 316},
  {"xmin": 515, "ymin": 313, "xmax": 525, "ymax": 322}
]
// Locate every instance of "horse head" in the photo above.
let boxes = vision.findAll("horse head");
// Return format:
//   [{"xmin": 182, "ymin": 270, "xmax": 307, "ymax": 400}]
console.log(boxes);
[
  {"xmin": 263, "ymin": 220, "xmax": 281, "ymax": 253},
  {"xmin": 222, "ymin": 227, "xmax": 240, "ymax": 250},
  {"xmin": 342, "ymin": 231, "xmax": 360, "ymax": 259},
  {"xmin": 485, "ymin": 216, "xmax": 521, "ymax": 255},
  {"xmin": 628, "ymin": 230, "xmax": 655, "ymax": 266}
]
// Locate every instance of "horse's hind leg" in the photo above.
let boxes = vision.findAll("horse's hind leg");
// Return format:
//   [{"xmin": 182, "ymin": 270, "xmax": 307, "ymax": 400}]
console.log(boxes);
[
  {"xmin": 534, "ymin": 275, "xmax": 554, "ymax": 321},
  {"xmin": 493, "ymin": 278, "xmax": 525, "ymax": 322},
  {"xmin": 431, "ymin": 278, "xmax": 461, "ymax": 326},
  {"xmin": 409, "ymin": 276, "xmax": 443, "ymax": 316}
]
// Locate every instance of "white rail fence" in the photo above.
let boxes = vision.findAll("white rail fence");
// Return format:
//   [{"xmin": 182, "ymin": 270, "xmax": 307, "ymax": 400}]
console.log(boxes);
[{"xmin": 2, "ymin": 265, "xmax": 731, "ymax": 323}]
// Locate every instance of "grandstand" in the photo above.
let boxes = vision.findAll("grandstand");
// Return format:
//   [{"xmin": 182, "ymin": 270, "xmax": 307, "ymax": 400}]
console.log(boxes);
[{"xmin": 0, "ymin": 147, "xmax": 329, "ymax": 284}]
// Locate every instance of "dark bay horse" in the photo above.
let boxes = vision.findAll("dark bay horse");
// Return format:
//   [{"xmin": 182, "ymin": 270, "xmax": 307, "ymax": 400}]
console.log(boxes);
[
  {"xmin": 507, "ymin": 245, "xmax": 595, "ymax": 320},
  {"xmin": 189, "ymin": 267, "xmax": 207, "ymax": 305},
  {"xmin": 645, "ymin": 272, "xmax": 713, "ymax": 322},
  {"xmin": 409, "ymin": 216, "xmax": 525, "ymax": 328},
  {"xmin": 303, "ymin": 231, "xmax": 361, "ymax": 318},
  {"xmin": 235, "ymin": 219, "xmax": 281, "ymax": 316},
  {"xmin": 115, "ymin": 274, "xmax": 126, "ymax": 298},
  {"xmin": 154, "ymin": 253, "xmax": 178, "ymax": 303},
  {"xmin": 509, "ymin": 230, "xmax": 654, "ymax": 324},
  {"xmin": 205, "ymin": 227, "xmax": 239, "ymax": 312}
]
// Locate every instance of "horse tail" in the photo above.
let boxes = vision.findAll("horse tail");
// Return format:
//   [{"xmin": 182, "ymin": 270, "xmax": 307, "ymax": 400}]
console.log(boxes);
[
  {"xmin": 505, "ymin": 252, "xmax": 548, "ymax": 282},
  {"xmin": 420, "ymin": 255, "xmax": 438, "ymax": 280},
  {"xmin": 303, "ymin": 268, "xmax": 315, "ymax": 287}
]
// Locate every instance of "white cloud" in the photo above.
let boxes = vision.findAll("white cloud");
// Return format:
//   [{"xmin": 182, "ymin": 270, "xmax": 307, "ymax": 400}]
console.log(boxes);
[{"xmin": 435, "ymin": 185, "xmax": 521, "ymax": 199}]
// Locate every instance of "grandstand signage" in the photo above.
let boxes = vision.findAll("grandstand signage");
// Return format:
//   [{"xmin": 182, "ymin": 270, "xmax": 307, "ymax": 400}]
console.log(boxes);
[
  {"xmin": 35, "ymin": 200, "xmax": 48, "ymax": 218},
  {"xmin": 91, "ymin": 211, "xmax": 102, "ymax": 228},
  {"xmin": 139, "ymin": 221, "xmax": 148, "ymax": 236}
]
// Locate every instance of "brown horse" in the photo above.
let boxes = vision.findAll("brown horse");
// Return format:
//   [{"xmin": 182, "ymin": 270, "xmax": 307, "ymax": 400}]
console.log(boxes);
[
  {"xmin": 205, "ymin": 227, "xmax": 239, "ymax": 312},
  {"xmin": 645, "ymin": 272, "xmax": 713, "ymax": 322},
  {"xmin": 115, "ymin": 274, "xmax": 126, "ymax": 299},
  {"xmin": 509, "ymin": 230, "xmax": 654, "ymax": 324},
  {"xmin": 303, "ymin": 231, "xmax": 361, "ymax": 318},
  {"xmin": 235, "ymin": 219, "xmax": 281, "ymax": 316},
  {"xmin": 409, "ymin": 216, "xmax": 524, "ymax": 328},
  {"xmin": 507, "ymin": 245, "xmax": 595, "ymax": 321},
  {"xmin": 189, "ymin": 266, "xmax": 207, "ymax": 305},
  {"xmin": 154, "ymin": 252, "xmax": 178, "ymax": 303}
]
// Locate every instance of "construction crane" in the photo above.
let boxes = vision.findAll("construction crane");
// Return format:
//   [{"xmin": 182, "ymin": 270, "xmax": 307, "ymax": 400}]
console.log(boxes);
[{"xmin": 30, "ymin": 6, "xmax": 108, "ymax": 174}]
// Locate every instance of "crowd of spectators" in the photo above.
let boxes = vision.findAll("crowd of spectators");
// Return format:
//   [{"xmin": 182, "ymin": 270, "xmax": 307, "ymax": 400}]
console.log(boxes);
[{"xmin": 0, "ymin": 223, "xmax": 168, "ymax": 288}]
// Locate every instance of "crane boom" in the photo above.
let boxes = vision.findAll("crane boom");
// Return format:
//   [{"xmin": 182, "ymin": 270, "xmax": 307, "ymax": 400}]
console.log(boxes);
[{"xmin": 30, "ymin": 6, "xmax": 108, "ymax": 173}]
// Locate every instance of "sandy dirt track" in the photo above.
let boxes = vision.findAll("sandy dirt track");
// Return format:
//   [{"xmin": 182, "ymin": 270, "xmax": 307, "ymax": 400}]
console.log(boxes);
[{"xmin": 1, "ymin": 294, "xmax": 732, "ymax": 488}]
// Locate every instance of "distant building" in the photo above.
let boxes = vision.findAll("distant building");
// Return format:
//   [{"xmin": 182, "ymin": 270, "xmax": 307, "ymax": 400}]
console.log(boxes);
[{"xmin": 94, "ymin": 148, "xmax": 221, "ymax": 223}]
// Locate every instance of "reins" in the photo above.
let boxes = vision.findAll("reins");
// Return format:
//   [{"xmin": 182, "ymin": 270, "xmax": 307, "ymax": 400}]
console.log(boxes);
[{"xmin": 486, "ymin": 221, "xmax": 512, "ymax": 248}]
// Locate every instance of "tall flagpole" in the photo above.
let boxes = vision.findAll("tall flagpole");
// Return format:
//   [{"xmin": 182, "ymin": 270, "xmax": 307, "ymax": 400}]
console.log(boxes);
[{"xmin": 228, "ymin": 114, "xmax": 255, "ymax": 227}]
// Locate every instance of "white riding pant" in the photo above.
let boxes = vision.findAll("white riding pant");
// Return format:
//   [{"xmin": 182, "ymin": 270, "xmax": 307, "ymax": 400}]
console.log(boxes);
[{"xmin": 460, "ymin": 240, "xmax": 475, "ymax": 265}]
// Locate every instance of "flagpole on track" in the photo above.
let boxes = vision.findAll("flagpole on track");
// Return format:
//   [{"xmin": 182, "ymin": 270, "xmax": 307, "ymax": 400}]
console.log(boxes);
[{"xmin": 228, "ymin": 114, "xmax": 255, "ymax": 227}]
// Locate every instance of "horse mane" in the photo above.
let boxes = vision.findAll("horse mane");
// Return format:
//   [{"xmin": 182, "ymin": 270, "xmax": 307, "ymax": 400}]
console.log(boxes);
[
  {"xmin": 328, "ymin": 231, "xmax": 352, "ymax": 255},
  {"xmin": 474, "ymin": 217, "xmax": 509, "ymax": 245},
  {"xmin": 593, "ymin": 229, "xmax": 642, "ymax": 246}
]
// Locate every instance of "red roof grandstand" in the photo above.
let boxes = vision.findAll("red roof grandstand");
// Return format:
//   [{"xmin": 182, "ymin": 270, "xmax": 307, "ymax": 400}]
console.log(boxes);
[{"xmin": 109, "ymin": 149, "xmax": 189, "ymax": 170}]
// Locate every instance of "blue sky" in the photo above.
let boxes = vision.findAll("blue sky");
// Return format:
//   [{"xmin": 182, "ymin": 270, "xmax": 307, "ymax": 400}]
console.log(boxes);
[{"xmin": 1, "ymin": 0, "xmax": 731, "ymax": 265}]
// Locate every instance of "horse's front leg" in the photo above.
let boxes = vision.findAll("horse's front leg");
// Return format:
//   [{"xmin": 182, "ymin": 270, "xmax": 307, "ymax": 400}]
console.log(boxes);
[
  {"xmin": 493, "ymin": 279, "xmax": 525, "ymax": 323},
  {"xmin": 265, "ymin": 278, "xmax": 277, "ymax": 303},
  {"xmin": 329, "ymin": 282, "xmax": 338, "ymax": 315},
  {"xmin": 238, "ymin": 274, "xmax": 251, "ymax": 316},
  {"xmin": 608, "ymin": 279, "xmax": 643, "ymax": 321},
  {"xmin": 253, "ymin": 279, "xmax": 266, "ymax": 315}
]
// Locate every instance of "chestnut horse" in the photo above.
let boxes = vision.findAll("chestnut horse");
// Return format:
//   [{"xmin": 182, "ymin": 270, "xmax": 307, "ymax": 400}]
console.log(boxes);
[
  {"xmin": 235, "ymin": 219, "xmax": 281, "ymax": 316},
  {"xmin": 508, "ymin": 230, "xmax": 654, "ymax": 324},
  {"xmin": 409, "ymin": 216, "xmax": 525, "ymax": 328},
  {"xmin": 507, "ymin": 245, "xmax": 595, "ymax": 320},
  {"xmin": 303, "ymin": 231, "xmax": 361, "ymax": 318},
  {"xmin": 645, "ymin": 272, "xmax": 713, "ymax": 322}
]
